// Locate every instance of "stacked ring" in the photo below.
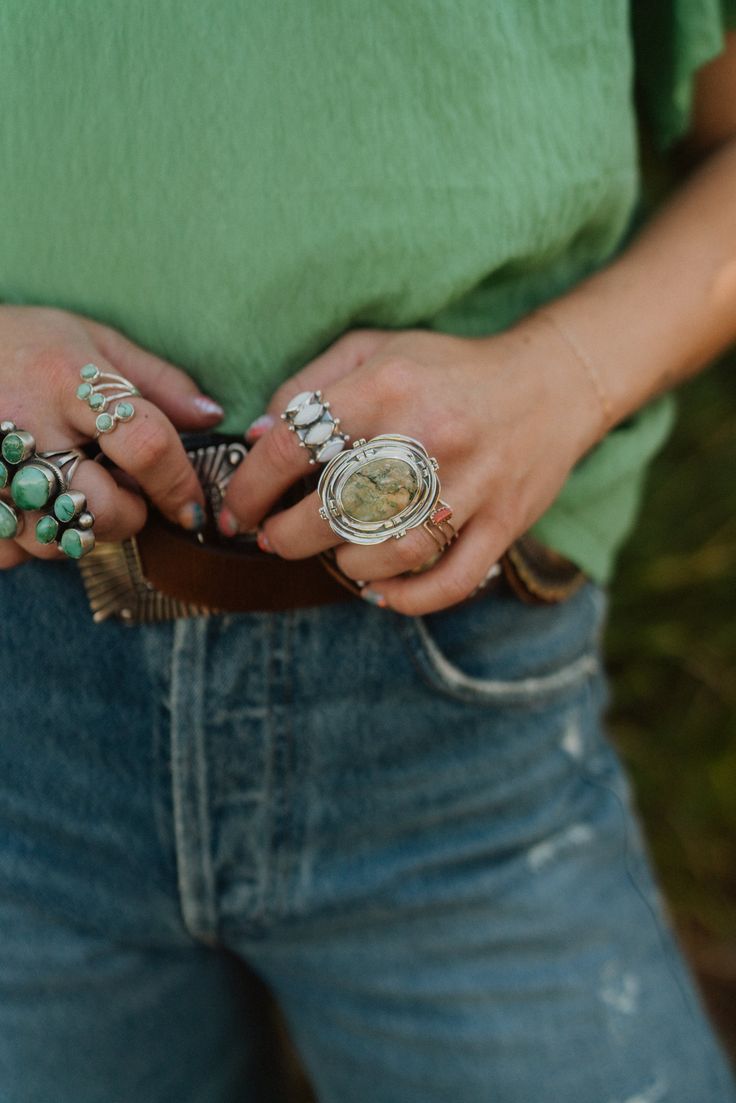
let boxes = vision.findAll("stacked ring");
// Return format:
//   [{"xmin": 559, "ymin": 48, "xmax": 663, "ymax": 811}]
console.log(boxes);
[
  {"xmin": 76, "ymin": 363, "xmax": 139, "ymax": 435},
  {"xmin": 281, "ymin": 389, "xmax": 349, "ymax": 464},
  {"xmin": 422, "ymin": 500, "xmax": 457, "ymax": 550}
]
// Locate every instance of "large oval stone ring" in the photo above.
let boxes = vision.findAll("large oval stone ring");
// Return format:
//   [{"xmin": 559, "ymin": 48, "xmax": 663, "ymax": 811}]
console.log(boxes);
[
  {"xmin": 317, "ymin": 433, "xmax": 458, "ymax": 547},
  {"xmin": 281, "ymin": 389, "xmax": 349, "ymax": 465}
]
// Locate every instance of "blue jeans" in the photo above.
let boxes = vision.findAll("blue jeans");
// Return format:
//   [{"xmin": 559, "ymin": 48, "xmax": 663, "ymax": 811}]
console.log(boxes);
[{"xmin": 0, "ymin": 558, "xmax": 733, "ymax": 1103}]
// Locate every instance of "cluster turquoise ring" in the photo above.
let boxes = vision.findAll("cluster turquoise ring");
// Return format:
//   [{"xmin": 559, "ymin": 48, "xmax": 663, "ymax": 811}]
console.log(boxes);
[
  {"xmin": 0, "ymin": 420, "xmax": 95, "ymax": 558},
  {"xmin": 76, "ymin": 363, "xmax": 139, "ymax": 436}
]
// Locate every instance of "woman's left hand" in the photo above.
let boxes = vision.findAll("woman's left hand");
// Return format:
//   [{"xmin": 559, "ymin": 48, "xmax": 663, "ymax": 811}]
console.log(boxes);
[{"xmin": 218, "ymin": 325, "xmax": 600, "ymax": 615}]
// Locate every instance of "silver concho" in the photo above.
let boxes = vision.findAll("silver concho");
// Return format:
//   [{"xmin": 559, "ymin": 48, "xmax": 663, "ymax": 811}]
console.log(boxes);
[
  {"xmin": 76, "ymin": 438, "xmax": 249, "ymax": 623},
  {"xmin": 317, "ymin": 434, "xmax": 441, "ymax": 545}
]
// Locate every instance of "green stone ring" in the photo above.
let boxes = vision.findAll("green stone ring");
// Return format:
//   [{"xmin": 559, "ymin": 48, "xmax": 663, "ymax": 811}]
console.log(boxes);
[
  {"xmin": 10, "ymin": 449, "xmax": 84, "ymax": 512},
  {"xmin": 35, "ymin": 486, "xmax": 96, "ymax": 558},
  {"xmin": 75, "ymin": 363, "xmax": 140, "ymax": 436},
  {"xmin": 0, "ymin": 422, "xmax": 43, "ymax": 519},
  {"xmin": 317, "ymin": 433, "xmax": 448, "ymax": 546},
  {"xmin": 1, "ymin": 428, "xmax": 36, "ymax": 466},
  {"xmin": 0, "ymin": 500, "xmax": 23, "ymax": 540}
]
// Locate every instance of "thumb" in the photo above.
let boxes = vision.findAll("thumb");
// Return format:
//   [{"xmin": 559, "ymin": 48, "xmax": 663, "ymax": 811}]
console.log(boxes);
[{"xmin": 84, "ymin": 320, "xmax": 225, "ymax": 430}]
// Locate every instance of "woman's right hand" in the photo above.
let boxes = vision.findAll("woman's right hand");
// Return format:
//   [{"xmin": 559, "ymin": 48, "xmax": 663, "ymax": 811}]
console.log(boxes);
[{"xmin": 0, "ymin": 305, "xmax": 225, "ymax": 569}]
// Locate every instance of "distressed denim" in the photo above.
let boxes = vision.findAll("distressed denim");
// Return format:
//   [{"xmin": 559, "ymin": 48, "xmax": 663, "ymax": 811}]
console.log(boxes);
[{"xmin": 0, "ymin": 558, "xmax": 733, "ymax": 1103}]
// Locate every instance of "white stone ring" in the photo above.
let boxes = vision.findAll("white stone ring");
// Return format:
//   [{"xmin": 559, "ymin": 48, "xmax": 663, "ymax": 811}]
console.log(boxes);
[
  {"xmin": 317, "ymin": 433, "xmax": 457, "ymax": 547},
  {"xmin": 281, "ymin": 389, "xmax": 349, "ymax": 465}
]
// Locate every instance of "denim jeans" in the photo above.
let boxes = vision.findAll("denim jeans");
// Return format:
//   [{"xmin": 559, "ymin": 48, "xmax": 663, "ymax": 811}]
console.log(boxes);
[{"xmin": 0, "ymin": 558, "xmax": 733, "ymax": 1103}]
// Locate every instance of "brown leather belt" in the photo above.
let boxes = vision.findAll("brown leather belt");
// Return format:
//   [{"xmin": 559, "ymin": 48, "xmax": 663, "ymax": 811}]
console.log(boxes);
[
  {"xmin": 139, "ymin": 513, "xmax": 353, "ymax": 612},
  {"xmin": 77, "ymin": 513, "xmax": 585, "ymax": 624},
  {"xmin": 76, "ymin": 432, "xmax": 586, "ymax": 623}
]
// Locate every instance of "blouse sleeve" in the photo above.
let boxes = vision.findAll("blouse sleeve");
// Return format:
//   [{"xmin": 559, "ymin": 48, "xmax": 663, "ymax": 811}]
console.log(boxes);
[{"xmin": 633, "ymin": 0, "xmax": 736, "ymax": 151}]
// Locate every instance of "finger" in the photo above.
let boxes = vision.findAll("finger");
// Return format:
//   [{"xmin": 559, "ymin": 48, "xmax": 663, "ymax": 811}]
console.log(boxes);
[
  {"xmin": 13, "ymin": 460, "xmax": 147, "ymax": 557},
  {"xmin": 257, "ymin": 481, "xmax": 464, "ymax": 584},
  {"xmin": 360, "ymin": 517, "xmax": 507, "ymax": 616},
  {"xmin": 80, "ymin": 319, "xmax": 224, "ymax": 430},
  {"xmin": 245, "ymin": 329, "xmax": 389, "ymax": 442},
  {"xmin": 256, "ymin": 490, "xmax": 341, "ymax": 558},
  {"xmin": 0, "ymin": 540, "xmax": 31, "ymax": 570},
  {"xmin": 221, "ymin": 372, "xmax": 377, "ymax": 535},
  {"xmin": 335, "ymin": 495, "xmax": 465, "ymax": 581},
  {"xmin": 66, "ymin": 391, "xmax": 205, "ymax": 529}
]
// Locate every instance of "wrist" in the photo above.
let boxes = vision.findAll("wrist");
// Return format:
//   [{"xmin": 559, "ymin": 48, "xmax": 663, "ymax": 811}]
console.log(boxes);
[{"xmin": 485, "ymin": 316, "xmax": 608, "ymax": 460}]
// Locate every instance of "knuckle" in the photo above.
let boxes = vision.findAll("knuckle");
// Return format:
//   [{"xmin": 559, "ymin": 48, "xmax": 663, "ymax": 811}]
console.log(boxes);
[
  {"xmin": 264, "ymin": 424, "xmax": 302, "ymax": 472},
  {"xmin": 371, "ymin": 356, "xmax": 418, "ymax": 402},
  {"xmin": 393, "ymin": 532, "xmax": 428, "ymax": 571},
  {"xmin": 31, "ymin": 345, "xmax": 78, "ymax": 395},
  {"xmin": 122, "ymin": 418, "xmax": 169, "ymax": 471},
  {"xmin": 435, "ymin": 568, "xmax": 476, "ymax": 607},
  {"xmin": 428, "ymin": 407, "xmax": 465, "ymax": 456},
  {"xmin": 161, "ymin": 462, "xmax": 199, "ymax": 506},
  {"xmin": 333, "ymin": 546, "xmax": 365, "ymax": 580}
]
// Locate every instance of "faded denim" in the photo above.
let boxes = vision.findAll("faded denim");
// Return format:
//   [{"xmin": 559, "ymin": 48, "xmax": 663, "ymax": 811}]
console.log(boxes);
[{"xmin": 0, "ymin": 559, "xmax": 733, "ymax": 1103}]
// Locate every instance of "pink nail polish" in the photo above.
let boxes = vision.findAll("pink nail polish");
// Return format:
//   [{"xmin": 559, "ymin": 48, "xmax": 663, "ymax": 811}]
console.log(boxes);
[
  {"xmin": 245, "ymin": 414, "xmax": 275, "ymax": 442},
  {"xmin": 256, "ymin": 528, "xmax": 273, "ymax": 553},
  {"xmin": 218, "ymin": 507, "xmax": 240, "ymax": 537},
  {"xmin": 192, "ymin": 396, "xmax": 225, "ymax": 419}
]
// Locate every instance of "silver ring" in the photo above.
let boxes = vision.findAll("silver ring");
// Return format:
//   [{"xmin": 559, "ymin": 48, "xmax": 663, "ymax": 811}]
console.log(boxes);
[
  {"xmin": 9, "ymin": 448, "xmax": 84, "ymax": 513},
  {"xmin": 281, "ymin": 389, "xmax": 349, "ymax": 465},
  {"xmin": 0, "ymin": 419, "xmax": 95, "ymax": 556},
  {"xmin": 76, "ymin": 363, "xmax": 139, "ymax": 436},
  {"xmin": 35, "ymin": 489, "xmax": 96, "ymax": 559},
  {"xmin": 1, "ymin": 421, "xmax": 85, "ymax": 512},
  {"xmin": 317, "ymin": 433, "xmax": 455, "ymax": 546}
]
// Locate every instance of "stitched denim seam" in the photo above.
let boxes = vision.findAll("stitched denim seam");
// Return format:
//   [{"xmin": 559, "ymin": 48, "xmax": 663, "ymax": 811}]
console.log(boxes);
[
  {"xmin": 169, "ymin": 619, "xmax": 218, "ymax": 945},
  {"xmin": 403, "ymin": 615, "xmax": 600, "ymax": 705}
]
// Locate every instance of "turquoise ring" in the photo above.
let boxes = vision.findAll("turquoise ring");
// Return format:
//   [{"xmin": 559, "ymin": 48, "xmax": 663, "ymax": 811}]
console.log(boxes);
[
  {"xmin": 1, "ymin": 421, "xmax": 37, "ymax": 492},
  {"xmin": 10, "ymin": 449, "xmax": 84, "ymax": 512},
  {"xmin": 0, "ymin": 499, "xmax": 23, "ymax": 540},
  {"xmin": 76, "ymin": 363, "xmax": 139, "ymax": 436},
  {"xmin": 35, "ymin": 490, "xmax": 96, "ymax": 559}
]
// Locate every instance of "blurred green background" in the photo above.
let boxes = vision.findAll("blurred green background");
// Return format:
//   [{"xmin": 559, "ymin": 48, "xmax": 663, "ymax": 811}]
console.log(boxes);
[{"xmin": 607, "ymin": 353, "xmax": 736, "ymax": 1055}]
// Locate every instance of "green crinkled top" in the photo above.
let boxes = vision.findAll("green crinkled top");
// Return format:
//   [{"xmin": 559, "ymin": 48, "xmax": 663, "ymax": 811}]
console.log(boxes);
[{"xmin": 0, "ymin": 1, "xmax": 733, "ymax": 582}]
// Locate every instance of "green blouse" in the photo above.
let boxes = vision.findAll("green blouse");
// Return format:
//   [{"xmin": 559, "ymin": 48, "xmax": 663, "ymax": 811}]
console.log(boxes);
[{"xmin": 1, "ymin": 1, "xmax": 733, "ymax": 581}]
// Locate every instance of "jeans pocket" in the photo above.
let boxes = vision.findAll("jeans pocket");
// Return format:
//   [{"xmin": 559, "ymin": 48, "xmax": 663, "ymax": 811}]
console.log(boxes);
[{"xmin": 397, "ymin": 580, "xmax": 607, "ymax": 709}]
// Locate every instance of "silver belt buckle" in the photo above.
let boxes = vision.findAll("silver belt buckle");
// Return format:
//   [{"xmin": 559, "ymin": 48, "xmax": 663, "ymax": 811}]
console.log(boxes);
[{"xmin": 76, "ymin": 435, "xmax": 249, "ymax": 624}]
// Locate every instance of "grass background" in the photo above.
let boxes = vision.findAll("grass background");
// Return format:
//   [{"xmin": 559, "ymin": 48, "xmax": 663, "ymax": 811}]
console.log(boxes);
[{"xmin": 606, "ymin": 352, "xmax": 736, "ymax": 1053}]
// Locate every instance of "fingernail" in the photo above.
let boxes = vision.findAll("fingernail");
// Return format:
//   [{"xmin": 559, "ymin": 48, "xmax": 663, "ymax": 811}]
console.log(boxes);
[
  {"xmin": 178, "ymin": 501, "xmax": 206, "ymax": 532},
  {"xmin": 192, "ymin": 395, "xmax": 225, "ymax": 420},
  {"xmin": 218, "ymin": 506, "xmax": 240, "ymax": 537},
  {"xmin": 361, "ymin": 589, "xmax": 387, "ymax": 608},
  {"xmin": 256, "ymin": 527, "xmax": 273, "ymax": 553},
  {"xmin": 245, "ymin": 414, "xmax": 275, "ymax": 442}
]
